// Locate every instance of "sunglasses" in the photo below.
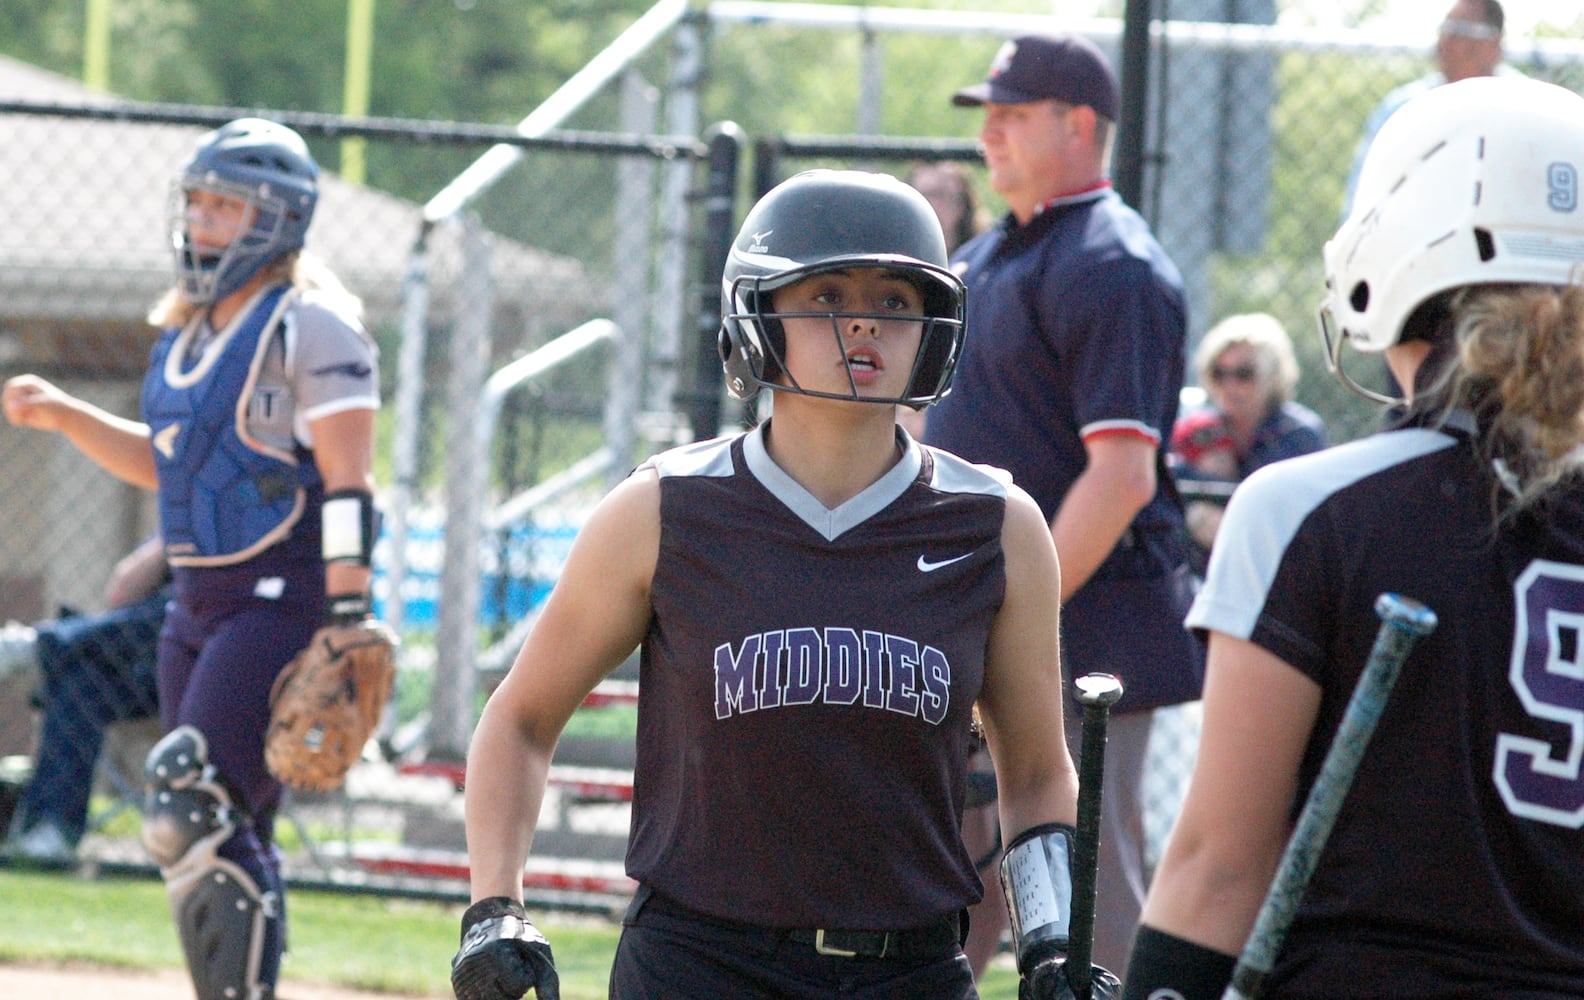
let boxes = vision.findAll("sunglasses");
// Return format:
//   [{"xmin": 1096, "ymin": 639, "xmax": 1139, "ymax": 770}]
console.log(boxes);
[
  {"xmin": 1209, "ymin": 364, "xmax": 1258, "ymax": 384},
  {"xmin": 1439, "ymin": 18, "xmax": 1499, "ymax": 40}
]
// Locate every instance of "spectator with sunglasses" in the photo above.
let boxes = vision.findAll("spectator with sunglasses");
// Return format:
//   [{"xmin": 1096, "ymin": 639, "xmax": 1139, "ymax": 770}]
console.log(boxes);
[
  {"xmin": 1169, "ymin": 313, "xmax": 1327, "ymax": 561},
  {"xmin": 1342, "ymin": 0, "xmax": 1515, "ymax": 218}
]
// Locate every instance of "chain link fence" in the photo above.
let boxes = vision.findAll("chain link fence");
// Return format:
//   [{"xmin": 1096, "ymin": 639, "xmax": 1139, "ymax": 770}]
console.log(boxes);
[
  {"xmin": 0, "ymin": 24, "xmax": 713, "ymax": 894},
  {"xmin": 1, "ymin": 2, "xmax": 1582, "ymax": 905}
]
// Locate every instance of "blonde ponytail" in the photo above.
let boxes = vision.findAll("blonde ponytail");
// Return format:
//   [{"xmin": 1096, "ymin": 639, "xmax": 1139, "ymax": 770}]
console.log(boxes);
[{"xmin": 1451, "ymin": 282, "xmax": 1584, "ymax": 517}]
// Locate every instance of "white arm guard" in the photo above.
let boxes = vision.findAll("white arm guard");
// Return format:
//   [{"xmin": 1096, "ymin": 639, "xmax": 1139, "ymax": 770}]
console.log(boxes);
[
  {"xmin": 999, "ymin": 821, "xmax": 1075, "ymax": 971},
  {"xmin": 321, "ymin": 488, "xmax": 376, "ymax": 566}
]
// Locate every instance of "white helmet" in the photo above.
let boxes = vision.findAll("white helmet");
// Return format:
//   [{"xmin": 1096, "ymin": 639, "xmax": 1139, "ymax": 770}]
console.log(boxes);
[{"xmin": 1320, "ymin": 77, "xmax": 1584, "ymax": 401}]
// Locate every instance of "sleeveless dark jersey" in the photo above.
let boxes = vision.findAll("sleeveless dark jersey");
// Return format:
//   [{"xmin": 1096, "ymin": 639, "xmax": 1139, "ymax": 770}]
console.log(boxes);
[
  {"xmin": 627, "ymin": 424, "xmax": 1010, "ymax": 930},
  {"xmin": 1188, "ymin": 417, "xmax": 1584, "ymax": 997}
]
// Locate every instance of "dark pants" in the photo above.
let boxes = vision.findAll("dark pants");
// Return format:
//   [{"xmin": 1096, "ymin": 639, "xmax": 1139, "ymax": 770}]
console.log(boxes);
[
  {"xmin": 160, "ymin": 560, "xmax": 321, "ymax": 996},
  {"xmin": 610, "ymin": 886, "xmax": 978, "ymax": 1000},
  {"xmin": 17, "ymin": 589, "xmax": 167, "ymax": 844}
]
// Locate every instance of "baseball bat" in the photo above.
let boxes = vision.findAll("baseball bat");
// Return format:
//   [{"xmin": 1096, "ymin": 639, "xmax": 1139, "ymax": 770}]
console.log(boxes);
[
  {"xmin": 1067, "ymin": 671, "xmax": 1124, "ymax": 1000},
  {"xmin": 1221, "ymin": 592, "xmax": 1437, "ymax": 1000}
]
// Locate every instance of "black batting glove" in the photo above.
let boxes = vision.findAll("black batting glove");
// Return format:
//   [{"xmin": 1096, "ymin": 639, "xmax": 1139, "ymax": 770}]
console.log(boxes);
[
  {"xmin": 451, "ymin": 897, "xmax": 560, "ymax": 1000},
  {"xmin": 1020, "ymin": 951, "xmax": 1122, "ymax": 1000}
]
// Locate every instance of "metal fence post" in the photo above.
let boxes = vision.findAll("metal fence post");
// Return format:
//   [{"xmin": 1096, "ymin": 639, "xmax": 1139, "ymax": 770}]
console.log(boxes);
[
  {"xmin": 380, "ymin": 221, "xmax": 434, "ymax": 639},
  {"xmin": 609, "ymin": 69, "xmax": 659, "ymax": 482},
  {"xmin": 1114, "ymin": 0, "xmax": 1153, "ymax": 212},
  {"xmin": 689, "ymin": 121, "xmax": 743, "ymax": 441},
  {"xmin": 647, "ymin": 12, "xmax": 703, "ymax": 436},
  {"xmin": 432, "ymin": 213, "xmax": 494, "ymax": 760}
]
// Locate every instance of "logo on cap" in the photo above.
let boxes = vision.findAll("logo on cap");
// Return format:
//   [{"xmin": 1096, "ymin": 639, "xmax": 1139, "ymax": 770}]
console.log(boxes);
[{"xmin": 988, "ymin": 40, "xmax": 1018, "ymax": 80}]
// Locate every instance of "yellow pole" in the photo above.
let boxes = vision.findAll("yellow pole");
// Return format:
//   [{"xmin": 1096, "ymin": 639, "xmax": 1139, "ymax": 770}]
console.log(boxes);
[
  {"xmin": 342, "ymin": 0, "xmax": 375, "ymax": 185},
  {"xmin": 83, "ymin": 0, "xmax": 112, "ymax": 91}
]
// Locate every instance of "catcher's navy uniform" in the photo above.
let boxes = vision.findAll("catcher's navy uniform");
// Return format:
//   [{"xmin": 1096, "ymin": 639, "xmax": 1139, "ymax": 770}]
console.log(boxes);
[
  {"xmin": 1187, "ymin": 411, "xmax": 1584, "ymax": 997},
  {"xmin": 611, "ymin": 422, "xmax": 1006, "ymax": 996},
  {"xmin": 148, "ymin": 283, "xmax": 378, "ymax": 808},
  {"xmin": 143, "ymin": 281, "xmax": 378, "ymax": 998}
]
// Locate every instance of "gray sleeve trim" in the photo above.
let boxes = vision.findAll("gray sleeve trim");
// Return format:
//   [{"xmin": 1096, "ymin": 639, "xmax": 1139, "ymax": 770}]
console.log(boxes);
[{"xmin": 1187, "ymin": 428, "xmax": 1455, "ymax": 640}]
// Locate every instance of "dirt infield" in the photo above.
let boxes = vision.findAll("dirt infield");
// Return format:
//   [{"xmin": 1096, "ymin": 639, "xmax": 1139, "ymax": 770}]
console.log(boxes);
[{"xmin": 0, "ymin": 961, "xmax": 450, "ymax": 999}]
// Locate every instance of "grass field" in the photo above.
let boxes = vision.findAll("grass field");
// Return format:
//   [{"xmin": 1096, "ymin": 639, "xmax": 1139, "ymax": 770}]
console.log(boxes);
[{"xmin": 0, "ymin": 867, "xmax": 1023, "ymax": 998}]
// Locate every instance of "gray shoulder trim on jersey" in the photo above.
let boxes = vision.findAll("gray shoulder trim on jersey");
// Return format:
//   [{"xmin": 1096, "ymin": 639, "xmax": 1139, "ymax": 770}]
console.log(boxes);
[
  {"xmin": 1187, "ymin": 428, "xmax": 1457, "ymax": 640},
  {"xmin": 295, "ymin": 285, "xmax": 365, "ymax": 322},
  {"xmin": 743, "ymin": 423, "xmax": 921, "ymax": 542},
  {"xmin": 924, "ymin": 445, "xmax": 1011, "ymax": 499},
  {"xmin": 641, "ymin": 433, "xmax": 737, "ymax": 480},
  {"xmin": 284, "ymin": 291, "xmax": 373, "ymax": 355}
]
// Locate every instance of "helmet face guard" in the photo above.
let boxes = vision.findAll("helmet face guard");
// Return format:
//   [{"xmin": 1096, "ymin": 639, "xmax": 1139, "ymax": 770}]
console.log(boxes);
[
  {"xmin": 1319, "ymin": 77, "xmax": 1584, "ymax": 402},
  {"xmin": 171, "ymin": 175, "xmax": 303, "ymax": 306},
  {"xmin": 719, "ymin": 169, "xmax": 967, "ymax": 410},
  {"xmin": 723, "ymin": 260, "xmax": 964, "ymax": 409},
  {"xmin": 170, "ymin": 118, "xmax": 319, "ymax": 306}
]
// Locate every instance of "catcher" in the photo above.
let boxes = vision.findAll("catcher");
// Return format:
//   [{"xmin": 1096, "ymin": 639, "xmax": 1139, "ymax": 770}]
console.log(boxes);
[{"xmin": 2, "ymin": 117, "xmax": 385, "ymax": 1000}]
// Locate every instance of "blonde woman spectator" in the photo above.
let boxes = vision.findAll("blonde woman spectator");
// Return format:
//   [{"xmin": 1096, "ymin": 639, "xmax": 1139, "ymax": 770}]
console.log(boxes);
[{"xmin": 1170, "ymin": 313, "xmax": 1327, "ymax": 556}]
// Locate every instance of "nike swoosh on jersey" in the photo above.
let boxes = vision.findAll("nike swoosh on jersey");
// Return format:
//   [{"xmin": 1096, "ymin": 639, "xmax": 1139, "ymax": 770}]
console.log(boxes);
[{"xmin": 917, "ymin": 553, "xmax": 972, "ymax": 572}]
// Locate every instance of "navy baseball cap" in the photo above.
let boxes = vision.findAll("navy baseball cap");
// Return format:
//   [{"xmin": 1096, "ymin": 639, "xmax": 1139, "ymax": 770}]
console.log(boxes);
[{"xmin": 952, "ymin": 32, "xmax": 1120, "ymax": 121}]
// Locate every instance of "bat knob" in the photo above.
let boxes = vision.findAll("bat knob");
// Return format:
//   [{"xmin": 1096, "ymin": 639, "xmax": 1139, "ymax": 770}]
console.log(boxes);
[
  {"xmin": 1373, "ymin": 593, "xmax": 1438, "ymax": 637},
  {"xmin": 1074, "ymin": 672, "xmax": 1124, "ymax": 709}
]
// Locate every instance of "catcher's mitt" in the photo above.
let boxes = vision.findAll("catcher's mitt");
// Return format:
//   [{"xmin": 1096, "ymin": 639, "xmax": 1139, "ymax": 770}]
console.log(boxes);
[{"xmin": 266, "ymin": 618, "xmax": 398, "ymax": 792}]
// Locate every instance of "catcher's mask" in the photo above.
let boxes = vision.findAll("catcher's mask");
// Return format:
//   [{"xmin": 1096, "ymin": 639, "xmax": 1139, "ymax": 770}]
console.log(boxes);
[
  {"xmin": 717, "ymin": 169, "xmax": 966, "ymax": 411},
  {"xmin": 171, "ymin": 117, "xmax": 319, "ymax": 306}
]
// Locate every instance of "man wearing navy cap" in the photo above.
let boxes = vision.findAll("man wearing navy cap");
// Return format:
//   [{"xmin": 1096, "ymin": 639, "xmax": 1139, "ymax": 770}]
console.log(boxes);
[{"xmin": 926, "ymin": 32, "xmax": 1203, "ymax": 985}]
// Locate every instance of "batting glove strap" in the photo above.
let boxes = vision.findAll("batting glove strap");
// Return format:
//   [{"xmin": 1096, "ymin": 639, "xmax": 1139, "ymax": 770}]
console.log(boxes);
[
  {"xmin": 452, "ymin": 898, "xmax": 560, "ymax": 1000},
  {"xmin": 460, "ymin": 896, "xmax": 528, "ymax": 936},
  {"xmin": 325, "ymin": 592, "xmax": 372, "ymax": 626},
  {"xmin": 1118, "ymin": 925, "xmax": 1235, "ymax": 1000},
  {"xmin": 999, "ymin": 821, "xmax": 1076, "ymax": 974}
]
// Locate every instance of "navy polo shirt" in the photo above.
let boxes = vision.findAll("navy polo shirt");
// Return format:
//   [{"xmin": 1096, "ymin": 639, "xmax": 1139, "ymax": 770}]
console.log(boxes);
[
  {"xmin": 927, "ymin": 188, "xmax": 1186, "ymax": 531},
  {"xmin": 925, "ymin": 188, "xmax": 1201, "ymax": 710}
]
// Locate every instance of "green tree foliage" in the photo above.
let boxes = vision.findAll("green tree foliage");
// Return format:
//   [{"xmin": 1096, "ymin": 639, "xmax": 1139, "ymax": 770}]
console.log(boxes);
[
  {"xmin": 0, "ymin": 0, "xmax": 1064, "ymax": 206},
  {"xmin": 0, "ymin": 4, "xmax": 82, "ymax": 79},
  {"xmin": 0, "ymin": 0, "xmax": 661, "ymax": 204}
]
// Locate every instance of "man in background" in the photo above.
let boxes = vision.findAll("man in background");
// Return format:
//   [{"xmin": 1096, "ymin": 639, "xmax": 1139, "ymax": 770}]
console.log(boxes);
[
  {"xmin": 1342, "ymin": 0, "xmax": 1511, "ymax": 216},
  {"xmin": 1, "ymin": 535, "xmax": 166, "ymax": 867},
  {"xmin": 925, "ymin": 31, "xmax": 1204, "ymax": 979}
]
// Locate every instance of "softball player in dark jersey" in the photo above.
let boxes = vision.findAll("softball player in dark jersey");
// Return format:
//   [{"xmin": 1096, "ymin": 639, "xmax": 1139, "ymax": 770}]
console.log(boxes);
[
  {"xmin": 1123, "ymin": 77, "xmax": 1584, "ymax": 999},
  {"xmin": 451, "ymin": 171, "xmax": 1108, "ymax": 999},
  {"xmin": 3, "ymin": 118, "xmax": 380, "ymax": 1000}
]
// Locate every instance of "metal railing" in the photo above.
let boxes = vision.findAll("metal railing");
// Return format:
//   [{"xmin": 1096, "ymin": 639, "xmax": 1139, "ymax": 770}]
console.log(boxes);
[{"xmin": 429, "ymin": 318, "xmax": 626, "ymax": 757}]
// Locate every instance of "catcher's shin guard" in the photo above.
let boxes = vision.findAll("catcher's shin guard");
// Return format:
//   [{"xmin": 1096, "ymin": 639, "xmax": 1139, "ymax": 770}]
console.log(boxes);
[{"xmin": 141, "ymin": 726, "xmax": 280, "ymax": 1000}]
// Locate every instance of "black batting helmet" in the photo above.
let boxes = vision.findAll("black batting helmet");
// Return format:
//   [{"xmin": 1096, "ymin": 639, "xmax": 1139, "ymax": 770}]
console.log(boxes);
[{"xmin": 718, "ymin": 169, "xmax": 966, "ymax": 410}]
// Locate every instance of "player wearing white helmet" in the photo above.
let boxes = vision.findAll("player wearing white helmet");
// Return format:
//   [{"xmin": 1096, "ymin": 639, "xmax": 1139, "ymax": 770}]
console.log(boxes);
[
  {"xmin": 3, "ymin": 118, "xmax": 381, "ymax": 1000},
  {"xmin": 1122, "ymin": 75, "xmax": 1584, "ymax": 999},
  {"xmin": 450, "ymin": 169, "xmax": 1093, "ymax": 1000}
]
